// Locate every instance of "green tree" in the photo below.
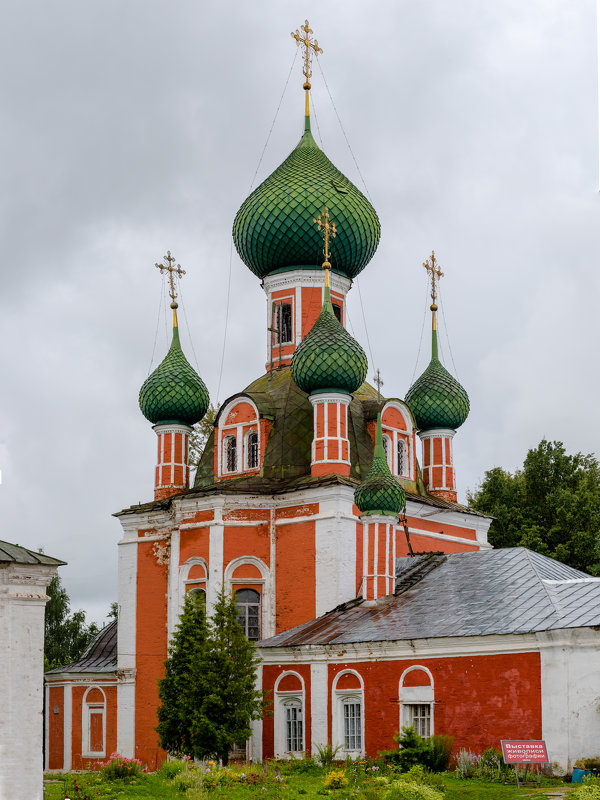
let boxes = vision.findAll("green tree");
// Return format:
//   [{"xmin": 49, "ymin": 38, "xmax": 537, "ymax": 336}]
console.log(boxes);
[
  {"xmin": 44, "ymin": 574, "xmax": 99, "ymax": 670},
  {"xmin": 468, "ymin": 439, "xmax": 600, "ymax": 574},
  {"xmin": 156, "ymin": 589, "xmax": 264, "ymax": 764},
  {"xmin": 189, "ymin": 403, "xmax": 219, "ymax": 468}
]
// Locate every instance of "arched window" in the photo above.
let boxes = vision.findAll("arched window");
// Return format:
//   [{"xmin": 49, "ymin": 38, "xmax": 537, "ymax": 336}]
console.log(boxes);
[
  {"xmin": 235, "ymin": 588, "xmax": 260, "ymax": 641},
  {"xmin": 343, "ymin": 698, "xmax": 362, "ymax": 750},
  {"xmin": 397, "ymin": 439, "xmax": 407, "ymax": 476},
  {"xmin": 247, "ymin": 431, "xmax": 259, "ymax": 469},
  {"xmin": 382, "ymin": 434, "xmax": 393, "ymax": 473},
  {"xmin": 224, "ymin": 436, "xmax": 237, "ymax": 472},
  {"xmin": 82, "ymin": 686, "xmax": 106, "ymax": 758},
  {"xmin": 399, "ymin": 666, "xmax": 434, "ymax": 738},
  {"xmin": 332, "ymin": 671, "xmax": 364, "ymax": 757}
]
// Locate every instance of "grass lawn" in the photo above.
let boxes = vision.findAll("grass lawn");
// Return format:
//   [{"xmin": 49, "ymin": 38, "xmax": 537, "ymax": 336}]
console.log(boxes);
[{"xmin": 43, "ymin": 764, "xmax": 570, "ymax": 800}]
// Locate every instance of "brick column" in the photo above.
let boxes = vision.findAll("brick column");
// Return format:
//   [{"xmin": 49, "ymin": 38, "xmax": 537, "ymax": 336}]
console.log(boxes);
[{"xmin": 153, "ymin": 423, "xmax": 192, "ymax": 500}]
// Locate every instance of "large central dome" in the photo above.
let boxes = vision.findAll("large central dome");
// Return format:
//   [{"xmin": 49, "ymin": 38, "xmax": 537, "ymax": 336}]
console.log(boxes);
[{"xmin": 233, "ymin": 123, "xmax": 380, "ymax": 280}]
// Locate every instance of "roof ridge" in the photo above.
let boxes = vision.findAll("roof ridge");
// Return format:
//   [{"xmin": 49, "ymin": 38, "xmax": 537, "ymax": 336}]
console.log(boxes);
[{"xmin": 395, "ymin": 553, "xmax": 447, "ymax": 596}]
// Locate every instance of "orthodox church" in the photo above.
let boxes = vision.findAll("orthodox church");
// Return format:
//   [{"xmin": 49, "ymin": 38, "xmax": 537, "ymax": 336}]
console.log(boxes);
[{"xmin": 45, "ymin": 23, "xmax": 600, "ymax": 773}]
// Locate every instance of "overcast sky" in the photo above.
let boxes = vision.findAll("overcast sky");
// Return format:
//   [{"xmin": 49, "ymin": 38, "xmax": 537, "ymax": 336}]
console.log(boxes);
[{"xmin": 0, "ymin": 0, "xmax": 598, "ymax": 625}]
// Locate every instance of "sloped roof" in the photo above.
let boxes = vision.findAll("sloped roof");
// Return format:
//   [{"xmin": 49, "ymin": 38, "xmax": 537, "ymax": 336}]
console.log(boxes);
[
  {"xmin": 259, "ymin": 548, "xmax": 600, "ymax": 648},
  {"xmin": 0, "ymin": 540, "xmax": 65, "ymax": 566},
  {"xmin": 45, "ymin": 619, "xmax": 117, "ymax": 675}
]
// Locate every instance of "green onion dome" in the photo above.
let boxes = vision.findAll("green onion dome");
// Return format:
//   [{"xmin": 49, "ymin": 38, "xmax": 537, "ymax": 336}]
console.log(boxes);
[
  {"xmin": 355, "ymin": 413, "xmax": 406, "ymax": 516},
  {"xmin": 139, "ymin": 323, "xmax": 210, "ymax": 426},
  {"xmin": 405, "ymin": 330, "xmax": 469, "ymax": 431},
  {"xmin": 291, "ymin": 283, "xmax": 368, "ymax": 395},
  {"xmin": 232, "ymin": 121, "xmax": 380, "ymax": 280}
]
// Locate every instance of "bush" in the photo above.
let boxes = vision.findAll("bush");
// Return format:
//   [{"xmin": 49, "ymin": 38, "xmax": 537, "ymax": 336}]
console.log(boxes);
[
  {"xmin": 454, "ymin": 749, "xmax": 478, "ymax": 779},
  {"xmin": 392, "ymin": 727, "xmax": 431, "ymax": 771},
  {"xmin": 314, "ymin": 742, "xmax": 343, "ymax": 766},
  {"xmin": 284, "ymin": 754, "xmax": 323, "ymax": 775},
  {"xmin": 324, "ymin": 769, "xmax": 349, "ymax": 790},
  {"xmin": 384, "ymin": 780, "xmax": 444, "ymax": 800},
  {"xmin": 573, "ymin": 785, "xmax": 600, "ymax": 800},
  {"xmin": 428, "ymin": 736, "xmax": 454, "ymax": 773},
  {"xmin": 576, "ymin": 759, "xmax": 600, "ymax": 771},
  {"xmin": 100, "ymin": 752, "xmax": 143, "ymax": 779},
  {"xmin": 394, "ymin": 765, "xmax": 446, "ymax": 793},
  {"xmin": 158, "ymin": 758, "xmax": 189, "ymax": 779}
]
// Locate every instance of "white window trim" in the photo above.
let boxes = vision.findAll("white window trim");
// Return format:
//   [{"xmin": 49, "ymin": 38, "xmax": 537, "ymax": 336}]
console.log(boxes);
[
  {"xmin": 224, "ymin": 556, "xmax": 272, "ymax": 639},
  {"xmin": 398, "ymin": 666, "xmax": 434, "ymax": 737},
  {"xmin": 274, "ymin": 672, "xmax": 306, "ymax": 758},
  {"xmin": 81, "ymin": 685, "xmax": 107, "ymax": 758},
  {"xmin": 331, "ymin": 670, "xmax": 365, "ymax": 758},
  {"xmin": 381, "ymin": 401, "xmax": 415, "ymax": 480},
  {"xmin": 245, "ymin": 428, "xmax": 260, "ymax": 471},
  {"xmin": 217, "ymin": 398, "xmax": 260, "ymax": 477}
]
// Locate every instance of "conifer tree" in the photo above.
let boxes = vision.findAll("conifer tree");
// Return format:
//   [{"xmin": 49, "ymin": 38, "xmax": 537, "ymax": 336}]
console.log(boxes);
[
  {"xmin": 156, "ymin": 591, "xmax": 209, "ymax": 757},
  {"xmin": 156, "ymin": 589, "xmax": 264, "ymax": 763}
]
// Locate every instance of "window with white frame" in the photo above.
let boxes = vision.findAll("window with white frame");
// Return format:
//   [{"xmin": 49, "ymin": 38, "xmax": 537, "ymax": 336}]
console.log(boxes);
[
  {"xmin": 343, "ymin": 699, "xmax": 362, "ymax": 751},
  {"xmin": 224, "ymin": 435, "xmax": 237, "ymax": 472},
  {"xmin": 246, "ymin": 430, "xmax": 259, "ymax": 469},
  {"xmin": 382, "ymin": 434, "xmax": 393, "ymax": 472},
  {"xmin": 405, "ymin": 703, "xmax": 431, "ymax": 737},
  {"xmin": 397, "ymin": 438, "xmax": 407, "ymax": 476},
  {"xmin": 235, "ymin": 588, "xmax": 260, "ymax": 641},
  {"xmin": 273, "ymin": 302, "xmax": 293, "ymax": 344},
  {"xmin": 284, "ymin": 698, "xmax": 303, "ymax": 752}
]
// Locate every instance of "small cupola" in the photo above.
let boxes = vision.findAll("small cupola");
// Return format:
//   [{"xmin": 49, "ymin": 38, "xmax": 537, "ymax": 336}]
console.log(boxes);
[{"xmin": 355, "ymin": 413, "xmax": 406, "ymax": 517}]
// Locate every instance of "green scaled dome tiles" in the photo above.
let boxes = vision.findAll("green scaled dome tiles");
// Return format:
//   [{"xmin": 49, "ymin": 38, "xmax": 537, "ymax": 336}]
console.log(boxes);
[
  {"xmin": 355, "ymin": 414, "xmax": 406, "ymax": 516},
  {"xmin": 405, "ymin": 335, "xmax": 469, "ymax": 431},
  {"xmin": 139, "ymin": 327, "xmax": 210, "ymax": 426},
  {"xmin": 232, "ymin": 126, "xmax": 380, "ymax": 280},
  {"xmin": 291, "ymin": 287, "xmax": 368, "ymax": 395}
]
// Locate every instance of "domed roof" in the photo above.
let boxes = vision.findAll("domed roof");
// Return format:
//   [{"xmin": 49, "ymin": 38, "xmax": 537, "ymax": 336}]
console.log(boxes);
[
  {"xmin": 291, "ymin": 283, "xmax": 368, "ymax": 395},
  {"xmin": 354, "ymin": 413, "xmax": 406, "ymax": 516},
  {"xmin": 139, "ymin": 324, "xmax": 210, "ymax": 426},
  {"xmin": 232, "ymin": 122, "xmax": 380, "ymax": 280},
  {"xmin": 405, "ymin": 331, "xmax": 469, "ymax": 431}
]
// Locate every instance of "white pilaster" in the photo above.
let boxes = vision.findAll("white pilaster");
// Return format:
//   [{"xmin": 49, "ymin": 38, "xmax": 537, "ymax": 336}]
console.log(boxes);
[
  {"xmin": 314, "ymin": 487, "xmax": 357, "ymax": 616},
  {"xmin": 208, "ymin": 504, "xmax": 224, "ymax": 613},
  {"xmin": 310, "ymin": 662, "xmax": 328, "ymax": 755},
  {"xmin": 116, "ymin": 534, "xmax": 138, "ymax": 758}
]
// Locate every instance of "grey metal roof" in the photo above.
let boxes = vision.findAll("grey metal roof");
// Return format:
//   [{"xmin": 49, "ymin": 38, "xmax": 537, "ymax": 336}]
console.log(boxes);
[
  {"xmin": 260, "ymin": 548, "xmax": 600, "ymax": 648},
  {"xmin": 0, "ymin": 540, "xmax": 65, "ymax": 566},
  {"xmin": 45, "ymin": 619, "xmax": 117, "ymax": 674}
]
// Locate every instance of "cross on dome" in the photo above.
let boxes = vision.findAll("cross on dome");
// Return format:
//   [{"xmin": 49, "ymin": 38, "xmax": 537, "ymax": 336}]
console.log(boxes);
[
  {"xmin": 155, "ymin": 251, "xmax": 186, "ymax": 311},
  {"xmin": 313, "ymin": 207, "xmax": 337, "ymax": 276},
  {"xmin": 373, "ymin": 368, "xmax": 384, "ymax": 402},
  {"xmin": 291, "ymin": 19, "xmax": 323, "ymax": 117},
  {"xmin": 423, "ymin": 250, "xmax": 444, "ymax": 312}
]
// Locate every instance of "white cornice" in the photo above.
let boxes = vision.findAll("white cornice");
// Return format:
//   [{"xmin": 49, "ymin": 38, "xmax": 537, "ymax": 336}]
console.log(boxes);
[{"xmin": 263, "ymin": 270, "xmax": 352, "ymax": 295}]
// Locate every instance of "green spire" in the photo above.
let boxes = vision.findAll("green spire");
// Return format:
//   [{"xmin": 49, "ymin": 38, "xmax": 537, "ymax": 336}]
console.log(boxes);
[
  {"xmin": 291, "ymin": 281, "xmax": 368, "ymax": 395},
  {"xmin": 232, "ymin": 126, "xmax": 380, "ymax": 281},
  {"xmin": 139, "ymin": 319, "xmax": 210, "ymax": 427},
  {"xmin": 354, "ymin": 413, "xmax": 406, "ymax": 516}
]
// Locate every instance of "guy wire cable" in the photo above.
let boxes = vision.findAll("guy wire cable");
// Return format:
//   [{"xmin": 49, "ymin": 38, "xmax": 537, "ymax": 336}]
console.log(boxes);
[
  {"xmin": 438, "ymin": 282, "xmax": 460, "ymax": 380},
  {"xmin": 410, "ymin": 274, "xmax": 431, "ymax": 386},
  {"xmin": 147, "ymin": 274, "xmax": 166, "ymax": 375}
]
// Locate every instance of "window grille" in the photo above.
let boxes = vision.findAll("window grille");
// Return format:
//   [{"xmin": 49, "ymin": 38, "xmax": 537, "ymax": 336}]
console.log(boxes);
[
  {"xmin": 274, "ymin": 303, "xmax": 292, "ymax": 344},
  {"xmin": 332, "ymin": 303, "xmax": 342, "ymax": 323},
  {"xmin": 247, "ymin": 431, "xmax": 259, "ymax": 469},
  {"xmin": 235, "ymin": 588, "xmax": 260, "ymax": 641},
  {"xmin": 343, "ymin": 702, "xmax": 362, "ymax": 750},
  {"xmin": 285, "ymin": 704, "xmax": 303, "ymax": 752},
  {"xmin": 397, "ymin": 439, "xmax": 406, "ymax": 476},
  {"xmin": 406, "ymin": 703, "xmax": 431, "ymax": 738},
  {"xmin": 225, "ymin": 436, "xmax": 237, "ymax": 472}
]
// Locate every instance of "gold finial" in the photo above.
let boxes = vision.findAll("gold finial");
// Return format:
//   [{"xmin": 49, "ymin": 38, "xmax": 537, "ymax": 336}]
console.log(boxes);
[
  {"xmin": 155, "ymin": 250, "xmax": 186, "ymax": 325},
  {"xmin": 423, "ymin": 250, "xmax": 444, "ymax": 330},
  {"xmin": 313, "ymin": 207, "xmax": 337, "ymax": 287},
  {"xmin": 291, "ymin": 19, "xmax": 323, "ymax": 117},
  {"xmin": 373, "ymin": 369, "xmax": 384, "ymax": 403}
]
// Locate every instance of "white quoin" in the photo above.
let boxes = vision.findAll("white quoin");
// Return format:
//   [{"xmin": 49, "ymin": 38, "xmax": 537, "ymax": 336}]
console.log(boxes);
[
  {"xmin": 309, "ymin": 393, "xmax": 351, "ymax": 477},
  {"xmin": 361, "ymin": 515, "xmax": 397, "ymax": 601},
  {"xmin": 153, "ymin": 423, "xmax": 192, "ymax": 500}
]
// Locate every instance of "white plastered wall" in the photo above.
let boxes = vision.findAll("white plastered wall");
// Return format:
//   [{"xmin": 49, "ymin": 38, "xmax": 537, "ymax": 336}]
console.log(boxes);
[
  {"xmin": 116, "ymin": 526, "xmax": 138, "ymax": 758},
  {"xmin": 314, "ymin": 485, "xmax": 357, "ymax": 616},
  {"xmin": 0, "ymin": 561, "xmax": 57, "ymax": 800}
]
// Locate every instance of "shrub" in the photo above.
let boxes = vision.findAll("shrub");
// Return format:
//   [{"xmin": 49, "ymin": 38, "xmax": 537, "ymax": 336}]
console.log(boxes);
[
  {"xmin": 100, "ymin": 752, "xmax": 143, "ymax": 779},
  {"xmin": 474, "ymin": 748, "xmax": 504, "ymax": 781},
  {"xmin": 573, "ymin": 785, "xmax": 600, "ymax": 800},
  {"xmin": 384, "ymin": 780, "xmax": 444, "ymax": 800},
  {"xmin": 428, "ymin": 735, "xmax": 454, "ymax": 772},
  {"xmin": 284, "ymin": 754, "xmax": 323, "ymax": 774},
  {"xmin": 454, "ymin": 749, "xmax": 478, "ymax": 779},
  {"xmin": 394, "ymin": 765, "xmax": 446, "ymax": 794},
  {"xmin": 576, "ymin": 759, "xmax": 600, "ymax": 771},
  {"xmin": 324, "ymin": 769, "xmax": 349, "ymax": 790},
  {"xmin": 390, "ymin": 727, "xmax": 431, "ymax": 771},
  {"xmin": 314, "ymin": 742, "xmax": 343, "ymax": 766},
  {"xmin": 159, "ymin": 758, "xmax": 189, "ymax": 779}
]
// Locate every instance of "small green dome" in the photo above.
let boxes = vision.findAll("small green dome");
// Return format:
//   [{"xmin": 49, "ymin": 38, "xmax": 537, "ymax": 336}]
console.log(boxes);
[
  {"xmin": 355, "ymin": 414, "xmax": 406, "ymax": 516},
  {"xmin": 139, "ymin": 325, "xmax": 210, "ymax": 426},
  {"xmin": 405, "ymin": 331, "xmax": 469, "ymax": 431},
  {"xmin": 233, "ymin": 122, "xmax": 380, "ymax": 280},
  {"xmin": 291, "ymin": 285, "xmax": 368, "ymax": 395}
]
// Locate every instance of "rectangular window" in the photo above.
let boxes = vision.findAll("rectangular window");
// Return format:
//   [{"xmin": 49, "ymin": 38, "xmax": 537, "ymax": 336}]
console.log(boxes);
[
  {"xmin": 343, "ymin": 702, "xmax": 362, "ymax": 750},
  {"xmin": 332, "ymin": 303, "xmax": 342, "ymax": 323},
  {"xmin": 406, "ymin": 703, "xmax": 431, "ymax": 738},
  {"xmin": 286, "ymin": 705, "xmax": 303, "ymax": 752},
  {"xmin": 274, "ymin": 302, "xmax": 293, "ymax": 344}
]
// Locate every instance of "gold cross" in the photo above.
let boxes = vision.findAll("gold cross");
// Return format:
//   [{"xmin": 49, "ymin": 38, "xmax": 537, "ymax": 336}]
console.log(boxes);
[
  {"xmin": 155, "ymin": 250, "xmax": 186, "ymax": 308},
  {"xmin": 313, "ymin": 207, "xmax": 337, "ymax": 271},
  {"xmin": 373, "ymin": 369, "xmax": 384, "ymax": 402},
  {"xmin": 291, "ymin": 20, "xmax": 323, "ymax": 91},
  {"xmin": 423, "ymin": 250, "xmax": 444, "ymax": 309}
]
